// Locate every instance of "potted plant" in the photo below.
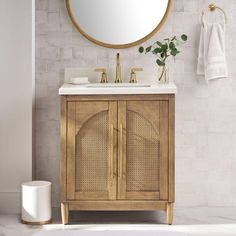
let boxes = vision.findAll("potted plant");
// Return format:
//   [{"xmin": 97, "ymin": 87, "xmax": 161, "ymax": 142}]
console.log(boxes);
[{"xmin": 138, "ymin": 34, "xmax": 188, "ymax": 83}]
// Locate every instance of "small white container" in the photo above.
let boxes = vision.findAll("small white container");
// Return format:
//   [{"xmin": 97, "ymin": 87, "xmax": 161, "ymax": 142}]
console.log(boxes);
[
  {"xmin": 69, "ymin": 77, "xmax": 89, "ymax": 84},
  {"xmin": 21, "ymin": 181, "xmax": 51, "ymax": 225}
]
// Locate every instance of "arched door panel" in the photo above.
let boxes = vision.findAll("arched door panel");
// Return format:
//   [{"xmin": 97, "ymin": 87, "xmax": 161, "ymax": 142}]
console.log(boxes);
[
  {"xmin": 67, "ymin": 101, "xmax": 117, "ymax": 200},
  {"xmin": 118, "ymin": 101, "xmax": 169, "ymax": 200}
]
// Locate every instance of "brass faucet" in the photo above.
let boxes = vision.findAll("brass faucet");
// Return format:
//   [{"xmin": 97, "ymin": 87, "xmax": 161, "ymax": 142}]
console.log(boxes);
[
  {"xmin": 95, "ymin": 68, "xmax": 108, "ymax": 83},
  {"xmin": 115, "ymin": 53, "xmax": 122, "ymax": 83},
  {"xmin": 129, "ymin": 68, "xmax": 143, "ymax": 83}
]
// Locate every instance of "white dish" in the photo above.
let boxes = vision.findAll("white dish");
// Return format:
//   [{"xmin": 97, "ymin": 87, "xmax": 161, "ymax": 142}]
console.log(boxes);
[{"xmin": 69, "ymin": 77, "xmax": 89, "ymax": 84}]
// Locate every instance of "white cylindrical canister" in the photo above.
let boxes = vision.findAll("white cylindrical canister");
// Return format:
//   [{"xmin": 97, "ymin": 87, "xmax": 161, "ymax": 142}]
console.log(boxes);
[{"xmin": 21, "ymin": 181, "xmax": 51, "ymax": 224}]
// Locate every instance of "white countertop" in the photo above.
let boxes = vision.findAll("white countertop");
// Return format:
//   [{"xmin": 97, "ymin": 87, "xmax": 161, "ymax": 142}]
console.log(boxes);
[{"xmin": 59, "ymin": 83, "xmax": 177, "ymax": 95}]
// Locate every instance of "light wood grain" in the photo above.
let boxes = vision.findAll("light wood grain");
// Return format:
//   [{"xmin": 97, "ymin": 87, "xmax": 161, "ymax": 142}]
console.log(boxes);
[
  {"xmin": 75, "ymin": 102, "xmax": 108, "ymax": 135},
  {"xmin": 67, "ymin": 102, "xmax": 76, "ymax": 200},
  {"xmin": 60, "ymin": 96, "xmax": 67, "ymax": 202},
  {"xmin": 127, "ymin": 101, "xmax": 160, "ymax": 134},
  {"xmin": 117, "ymin": 101, "xmax": 127, "ymax": 199},
  {"xmin": 68, "ymin": 201, "xmax": 167, "ymax": 211},
  {"xmin": 60, "ymin": 94, "xmax": 175, "ymax": 224},
  {"xmin": 74, "ymin": 101, "xmax": 112, "ymax": 200},
  {"xmin": 160, "ymin": 101, "xmax": 169, "ymax": 200},
  {"xmin": 108, "ymin": 101, "xmax": 117, "ymax": 200},
  {"xmin": 66, "ymin": 95, "xmax": 169, "ymax": 101},
  {"xmin": 75, "ymin": 192, "xmax": 108, "ymax": 200},
  {"xmin": 124, "ymin": 101, "xmax": 165, "ymax": 200},
  {"xmin": 126, "ymin": 191, "xmax": 160, "ymax": 200},
  {"xmin": 168, "ymin": 95, "xmax": 175, "ymax": 202}
]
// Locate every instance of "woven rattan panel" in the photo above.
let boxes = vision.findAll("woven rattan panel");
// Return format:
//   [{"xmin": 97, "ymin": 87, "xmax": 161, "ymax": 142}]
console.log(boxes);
[
  {"xmin": 75, "ymin": 111, "xmax": 108, "ymax": 192},
  {"xmin": 126, "ymin": 110, "xmax": 160, "ymax": 192}
]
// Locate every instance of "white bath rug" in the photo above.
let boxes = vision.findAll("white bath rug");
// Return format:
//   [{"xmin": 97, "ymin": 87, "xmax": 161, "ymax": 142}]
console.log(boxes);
[{"xmin": 32, "ymin": 230, "xmax": 186, "ymax": 236}]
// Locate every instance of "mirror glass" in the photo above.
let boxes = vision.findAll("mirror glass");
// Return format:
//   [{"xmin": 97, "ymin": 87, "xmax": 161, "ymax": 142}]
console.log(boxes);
[{"xmin": 66, "ymin": 0, "xmax": 172, "ymax": 48}]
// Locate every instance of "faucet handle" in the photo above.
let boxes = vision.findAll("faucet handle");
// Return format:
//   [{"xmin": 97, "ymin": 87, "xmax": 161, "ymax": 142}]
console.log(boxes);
[
  {"xmin": 129, "ymin": 68, "xmax": 143, "ymax": 83},
  {"xmin": 95, "ymin": 68, "xmax": 108, "ymax": 83}
]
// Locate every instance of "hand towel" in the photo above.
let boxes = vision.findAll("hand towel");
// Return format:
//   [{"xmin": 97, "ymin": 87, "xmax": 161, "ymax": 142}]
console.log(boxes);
[{"xmin": 197, "ymin": 22, "xmax": 228, "ymax": 82}]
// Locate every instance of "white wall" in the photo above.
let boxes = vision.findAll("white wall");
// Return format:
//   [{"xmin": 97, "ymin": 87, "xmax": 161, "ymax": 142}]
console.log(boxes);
[
  {"xmin": 0, "ymin": 0, "xmax": 35, "ymax": 213},
  {"xmin": 35, "ymin": 0, "xmax": 236, "ymax": 208}
]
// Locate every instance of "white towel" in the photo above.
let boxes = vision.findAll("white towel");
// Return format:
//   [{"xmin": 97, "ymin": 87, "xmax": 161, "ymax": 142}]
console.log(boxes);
[{"xmin": 197, "ymin": 22, "xmax": 228, "ymax": 82}]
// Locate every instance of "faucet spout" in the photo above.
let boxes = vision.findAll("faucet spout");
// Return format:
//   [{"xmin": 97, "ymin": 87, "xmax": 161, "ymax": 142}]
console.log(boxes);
[{"xmin": 115, "ymin": 53, "xmax": 122, "ymax": 83}]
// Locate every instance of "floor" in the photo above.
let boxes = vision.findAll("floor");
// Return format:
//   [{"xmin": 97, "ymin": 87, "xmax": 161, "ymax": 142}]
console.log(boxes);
[{"xmin": 1, "ymin": 207, "xmax": 236, "ymax": 236}]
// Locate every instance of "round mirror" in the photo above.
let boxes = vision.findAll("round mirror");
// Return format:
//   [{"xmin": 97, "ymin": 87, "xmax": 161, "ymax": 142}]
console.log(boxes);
[{"xmin": 66, "ymin": 0, "xmax": 172, "ymax": 48}]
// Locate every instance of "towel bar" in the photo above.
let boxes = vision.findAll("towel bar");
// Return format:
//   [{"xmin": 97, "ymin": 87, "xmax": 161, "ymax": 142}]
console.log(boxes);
[{"xmin": 201, "ymin": 3, "xmax": 227, "ymax": 27}]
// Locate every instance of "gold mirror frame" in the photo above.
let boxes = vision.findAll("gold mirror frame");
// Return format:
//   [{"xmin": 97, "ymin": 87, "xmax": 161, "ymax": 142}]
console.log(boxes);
[{"xmin": 66, "ymin": 0, "xmax": 172, "ymax": 49}]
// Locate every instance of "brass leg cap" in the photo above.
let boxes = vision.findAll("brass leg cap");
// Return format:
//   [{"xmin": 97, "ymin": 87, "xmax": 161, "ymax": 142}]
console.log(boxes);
[{"xmin": 21, "ymin": 219, "xmax": 52, "ymax": 225}]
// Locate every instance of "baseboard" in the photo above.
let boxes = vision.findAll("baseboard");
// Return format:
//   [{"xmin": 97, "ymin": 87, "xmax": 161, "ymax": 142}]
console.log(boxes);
[{"xmin": 0, "ymin": 192, "xmax": 21, "ymax": 214}]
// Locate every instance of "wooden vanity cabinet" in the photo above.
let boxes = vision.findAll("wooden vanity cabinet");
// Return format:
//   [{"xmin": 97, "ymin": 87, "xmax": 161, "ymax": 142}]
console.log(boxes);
[{"xmin": 61, "ymin": 94, "xmax": 175, "ymax": 225}]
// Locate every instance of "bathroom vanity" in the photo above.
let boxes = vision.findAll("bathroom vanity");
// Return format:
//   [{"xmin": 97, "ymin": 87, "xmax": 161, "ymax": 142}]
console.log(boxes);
[
  {"xmin": 62, "ymin": 0, "xmax": 175, "ymax": 224},
  {"xmin": 59, "ymin": 83, "xmax": 176, "ymax": 225}
]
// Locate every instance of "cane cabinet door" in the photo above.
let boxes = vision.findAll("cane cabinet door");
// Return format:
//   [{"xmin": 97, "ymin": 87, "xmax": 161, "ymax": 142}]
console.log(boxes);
[
  {"xmin": 117, "ymin": 101, "xmax": 169, "ymax": 200},
  {"xmin": 66, "ymin": 101, "xmax": 117, "ymax": 200}
]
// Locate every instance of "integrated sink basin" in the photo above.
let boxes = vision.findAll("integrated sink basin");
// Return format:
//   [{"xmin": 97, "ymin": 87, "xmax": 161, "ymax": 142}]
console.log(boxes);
[
  {"xmin": 59, "ymin": 82, "xmax": 177, "ymax": 95},
  {"xmin": 85, "ymin": 83, "xmax": 151, "ymax": 88}
]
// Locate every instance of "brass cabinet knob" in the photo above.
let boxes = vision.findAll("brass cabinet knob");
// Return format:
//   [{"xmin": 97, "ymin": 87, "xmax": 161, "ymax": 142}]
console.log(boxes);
[
  {"xmin": 95, "ymin": 68, "xmax": 108, "ymax": 83},
  {"xmin": 129, "ymin": 68, "xmax": 143, "ymax": 83}
]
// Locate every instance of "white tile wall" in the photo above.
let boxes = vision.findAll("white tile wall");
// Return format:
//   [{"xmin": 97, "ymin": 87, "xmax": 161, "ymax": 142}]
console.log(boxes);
[{"xmin": 35, "ymin": 0, "xmax": 236, "ymax": 207}]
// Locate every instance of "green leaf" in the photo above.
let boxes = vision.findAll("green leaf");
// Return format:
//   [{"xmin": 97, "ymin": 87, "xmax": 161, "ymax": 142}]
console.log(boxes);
[
  {"xmin": 161, "ymin": 52, "xmax": 165, "ymax": 58},
  {"xmin": 156, "ymin": 59, "xmax": 165, "ymax": 66},
  {"xmin": 171, "ymin": 48, "xmax": 180, "ymax": 56},
  {"xmin": 152, "ymin": 47, "xmax": 163, "ymax": 54},
  {"xmin": 169, "ymin": 42, "xmax": 175, "ymax": 50},
  {"xmin": 155, "ymin": 41, "xmax": 163, "ymax": 47},
  {"xmin": 145, "ymin": 46, "xmax": 152, "ymax": 53},
  {"xmin": 181, "ymin": 34, "xmax": 188, "ymax": 41},
  {"xmin": 161, "ymin": 44, "xmax": 168, "ymax": 52},
  {"xmin": 171, "ymin": 51, "xmax": 177, "ymax": 56},
  {"xmin": 138, "ymin": 46, "xmax": 144, "ymax": 53}
]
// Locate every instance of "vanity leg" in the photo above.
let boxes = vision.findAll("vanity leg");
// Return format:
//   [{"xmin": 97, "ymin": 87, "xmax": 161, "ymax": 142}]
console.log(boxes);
[
  {"xmin": 166, "ymin": 203, "xmax": 173, "ymax": 225},
  {"xmin": 61, "ymin": 202, "xmax": 69, "ymax": 225}
]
